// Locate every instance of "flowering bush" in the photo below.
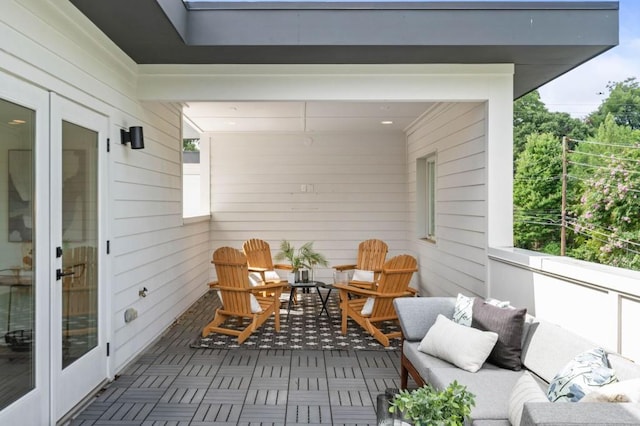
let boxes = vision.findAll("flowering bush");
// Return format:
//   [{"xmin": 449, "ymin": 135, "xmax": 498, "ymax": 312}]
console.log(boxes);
[{"xmin": 572, "ymin": 149, "xmax": 640, "ymax": 269}]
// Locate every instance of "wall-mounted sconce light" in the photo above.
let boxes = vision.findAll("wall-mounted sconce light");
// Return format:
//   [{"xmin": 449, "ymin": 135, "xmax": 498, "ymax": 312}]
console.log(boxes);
[{"xmin": 120, "ymin": 126, "xmax": 145, "ymax": 149}]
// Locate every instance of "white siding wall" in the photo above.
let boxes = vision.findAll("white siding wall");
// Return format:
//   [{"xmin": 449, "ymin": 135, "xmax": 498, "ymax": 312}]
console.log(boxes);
[
  {"xmin": 208, "ymin": 131, "xmax": 409, "ymax": 282},
  {"xmin": 407, "ymin": 103, "xmax": 488, "ymax": 297},
  {"xmin": 1, "ymin": 1, "xmax": 210, "ymax": 372}
]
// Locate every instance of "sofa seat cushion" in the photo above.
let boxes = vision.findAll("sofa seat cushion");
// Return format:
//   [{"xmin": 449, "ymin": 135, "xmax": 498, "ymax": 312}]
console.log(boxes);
[
  {"xmin": 429, "ymin": 367, "xmax": 524, "ymax": 421},
  {"xmin": 403, "ymin": 341, "xmax": 458, "ymax": 382},
  {"xmin": 471, "ymin": 421, "xmax": 511, "ymax": 426},
  {"xmin": 521, "ymin": 402, "xmax": 640, "ymax": 426}
]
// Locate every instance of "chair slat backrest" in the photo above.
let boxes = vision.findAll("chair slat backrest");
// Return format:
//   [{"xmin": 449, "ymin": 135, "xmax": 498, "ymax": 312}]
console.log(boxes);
[
  {"xmin": 212, "ymin": 247, "xmax": 253, "ymax": 314},
  {"xmin": 356, "ymin": 239, "xmax": 388, "ymax": 271},
  {"xmin": 370, "ymin": 254, "xmax": 417, "ymax": 317},
  {"xmin": 243, "ymin": 239, "xmax": 275, "ymax": 271}
]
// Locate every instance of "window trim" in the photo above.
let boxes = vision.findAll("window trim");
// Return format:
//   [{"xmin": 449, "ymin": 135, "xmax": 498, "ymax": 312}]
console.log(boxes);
[{"xmin": 417, "ymin": 152, "xmax": 437, "ymax": 241}]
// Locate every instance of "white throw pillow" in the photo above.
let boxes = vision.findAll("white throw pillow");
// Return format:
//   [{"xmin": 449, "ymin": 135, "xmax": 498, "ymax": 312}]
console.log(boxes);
[
  {"xmin": 580, "ymin": 378, "xmax": 640, "ymax": 403},
  {"xmin": 216, "ymin": 290, "xmax": 262, "ymax": 314},
  {"xmin": 418, "ymin": 314, "xmax": 498, "ymax": 373},
  {"xmin": 508, "ymin": 372, "xmax": 549, "ymax": 426},
  {"xmin": 547, "ymin": 347, "xmax": 618, "ymax": 402},
  {"xmin": 248, "ymin": 273, "xmax": 263, "ymax": 286},
  {"xmin": 352, "ymin": 269, "xmax": 375, "ymax": 282},
  {"xmin": 360, "ymin": 297, "xmax": 375, "ymax": 316},
  {"xmin": 453, "ymin": 293, "xmax": 474, "ymax": 326},
  {"xmin": 264, "ymin": 270, "xmax": 281, "ymax": 282}
]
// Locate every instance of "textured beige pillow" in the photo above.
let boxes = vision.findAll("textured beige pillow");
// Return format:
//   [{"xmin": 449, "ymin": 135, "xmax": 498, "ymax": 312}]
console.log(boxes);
[
  {"xmin": 352, "ymin": 269, "xmax": 374, "ymax": 282},
  {"xmin": 580, "ymin": 378, "xmax": 640, "ymax": 403},
  {"xmin": 509, "ymin": 372, "xmax": 549, "ymax": 426},
  {"xmin": 418, "ymin": 314, "xmax": 498, "ymax": 373},
  {"xmin": 264, "ymin": 270, "xmax": 281, "ymax": 282}
]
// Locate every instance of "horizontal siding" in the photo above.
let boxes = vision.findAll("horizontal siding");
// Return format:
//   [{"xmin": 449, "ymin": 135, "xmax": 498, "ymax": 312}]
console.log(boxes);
[
  {"xmin": 209, "ymin": 131, "xmax": 409, "ymax": 282},
  {"xmin": 407, "ymin": 102, "xmax": 487, "ymax": 297},
  {"xmin": 1, "ymin": 1, "xmax": 211, "ymax": 377}
]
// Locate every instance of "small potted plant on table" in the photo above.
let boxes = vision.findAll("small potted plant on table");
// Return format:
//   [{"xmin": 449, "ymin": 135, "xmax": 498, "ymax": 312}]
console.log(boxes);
[{"xmin": 275, "ymin": 240, "xmax": 328, "ymax": 284}]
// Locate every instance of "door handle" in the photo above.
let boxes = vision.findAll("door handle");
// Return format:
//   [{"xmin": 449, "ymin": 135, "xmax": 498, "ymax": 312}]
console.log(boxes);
[{"xmin": 56, "ymin": 268, "xmax": 75, "ymax": 281}]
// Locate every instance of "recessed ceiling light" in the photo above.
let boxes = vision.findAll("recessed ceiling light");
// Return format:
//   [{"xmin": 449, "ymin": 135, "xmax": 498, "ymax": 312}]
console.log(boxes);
[
  {"xmin": 227, "ymin": 121, "xmax": 236, "ymax": 125},
  {"xmin": 381, "ymin": 120, "xmax": 393, "ymax": 125},
  {"xmin": 9, "ymin": 119, "xmax": 26, "ymax": 125}
]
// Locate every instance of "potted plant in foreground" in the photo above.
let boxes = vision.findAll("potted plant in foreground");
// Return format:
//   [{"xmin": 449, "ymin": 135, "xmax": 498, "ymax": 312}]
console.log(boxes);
[
  {"xmin": 275, "ymin": 240, "xmax": 328, "ymax": 283},
  {"xmin": 388, "ymin": 381, "xmax": 475, "ymax": 426}
]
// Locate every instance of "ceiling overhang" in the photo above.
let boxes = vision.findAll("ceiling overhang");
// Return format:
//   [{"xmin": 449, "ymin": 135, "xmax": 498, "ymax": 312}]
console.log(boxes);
[{"xmin": 69, "ymin": 0, "xmax": 619, "ymax": 98}]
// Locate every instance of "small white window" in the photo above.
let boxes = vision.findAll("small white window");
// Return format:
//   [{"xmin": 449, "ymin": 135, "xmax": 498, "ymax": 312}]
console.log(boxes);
[
  {"xmin": 182, "ymin": 117, "xmax": 210, "ymax": 218},
  {"xmin": 417, "ymin": 153, "xmax": 436, "ymax": 240}
]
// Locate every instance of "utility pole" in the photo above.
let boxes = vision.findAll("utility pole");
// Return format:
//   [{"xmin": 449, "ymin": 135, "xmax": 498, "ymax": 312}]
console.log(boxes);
[{"xmin": 560, "ymin": 136, "xmax": 568, "ymax": 256}]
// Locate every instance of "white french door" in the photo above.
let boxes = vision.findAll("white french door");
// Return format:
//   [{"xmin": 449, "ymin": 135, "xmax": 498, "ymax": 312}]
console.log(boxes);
[
  {"xmin": 0, "ymin": 74, "xmax": 109, "ymax": 425},
  {"xmin": 0, "ymin": 69, "xmax": 51, "ymax": 426},
  {"xmin": 50, "ymin": 94, "xmax": 108, "ymax": 420}
]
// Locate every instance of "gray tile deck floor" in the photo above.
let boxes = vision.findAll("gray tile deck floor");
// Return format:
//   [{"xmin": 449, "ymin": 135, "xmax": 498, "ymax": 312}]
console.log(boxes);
[{"xmin": 69, "ymin": 292, "xmax": 415, "ymax": 425}]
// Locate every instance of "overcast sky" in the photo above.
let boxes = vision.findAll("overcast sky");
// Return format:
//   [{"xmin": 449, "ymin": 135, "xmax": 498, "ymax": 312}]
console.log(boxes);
[{"xmin": 538, "ymin": 0, "xmax": 640, "ymax": 118}]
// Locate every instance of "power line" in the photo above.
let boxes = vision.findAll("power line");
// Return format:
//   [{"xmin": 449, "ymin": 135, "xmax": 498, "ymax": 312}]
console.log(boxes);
[
  {"xmin": 568, "ymin": 150, "xmax": 640, "ymax": 164},
  {"xmin": 569, "ymin": 139, "xmax": 640, "ymax": 150}
]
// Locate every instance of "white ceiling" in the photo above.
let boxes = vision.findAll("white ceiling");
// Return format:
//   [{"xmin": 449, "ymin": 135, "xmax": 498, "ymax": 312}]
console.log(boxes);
[{"xmin": 182, "ymin": 101, "xmax": 434, "ymax": 134}]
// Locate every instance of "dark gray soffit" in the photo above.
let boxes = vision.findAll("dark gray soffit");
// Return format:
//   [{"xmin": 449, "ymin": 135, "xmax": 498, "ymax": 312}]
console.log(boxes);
[{"xmin": 68, "ymin": 0, "xmax": 619, "ymax": 98}]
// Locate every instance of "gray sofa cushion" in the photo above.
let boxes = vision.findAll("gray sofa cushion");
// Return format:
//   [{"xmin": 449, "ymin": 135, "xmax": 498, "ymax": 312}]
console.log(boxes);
[
  {"xmin": 608, "ymin": 353, "xmax": 640, "ymax": 381},
  {"xmin": 428, "ymin": 366, "xmax": 524, "ymax": 421},
  {"xmin": 521, "ymin": 402, "xmax": 640, "ymax": 426},
  {"xmin": 403, "ymin": 341, "xmax": 458, "ymax": 382},
  {"xmin": 521, "ymin": 320, "xmax": 597, "ymax": 383},
  {"xmin": 394, "ymin": 297, "xmax": 455, "ymax": 341},
  {"xmin": 472, "ymin": 421, "xmax": 510, "ymax": 426}
]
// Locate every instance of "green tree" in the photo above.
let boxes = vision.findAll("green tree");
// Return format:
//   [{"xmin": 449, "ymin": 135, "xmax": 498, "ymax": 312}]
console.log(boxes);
[
  {"xmin": 514, "ymin": 133, "xmax": 563, "ymax": 252},
  {"xmin": 588, "ymin": 77, "xmax": 640, "ymax": 130},
  {"xmin": 183, "ymin": 138, "xmax": 200, "ymax": 151},
  {"xmin": 514, "ymin": 91, "xmax": 589, "ymax": 161}
]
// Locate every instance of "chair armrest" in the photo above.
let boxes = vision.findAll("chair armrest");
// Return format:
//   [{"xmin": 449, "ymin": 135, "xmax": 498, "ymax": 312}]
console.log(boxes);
[
  {"xmin": 393, "ymin": 297, "xmax": 455, "ymax": 341},
  {"xmin": 273, "ymin": 263, "xmax": 293, "ymax": 271},
  {"xmin": 334, "ymin": 284, "xmax": 379, "ymax": 297},
  {"xmin": 254, "ymin": 282, "xmax": 286, "ymax": 291},
  {"xmin": 211, "ymin": 284, "xmax": 249, "ymax": 292},
  {"xmin": 208, "ymin": 281, "xmax": 219, "ymax": 289},
  {"xmin": 248, "ymin": 266, "xmax": 269, "ymax": 273},
  {"xmin": 334, "ymin": 264, "xmax": 357, "ymax": 271},
  {"xmin": 521, "ymin": 402, "xmax": 640, "ymax": 426}
]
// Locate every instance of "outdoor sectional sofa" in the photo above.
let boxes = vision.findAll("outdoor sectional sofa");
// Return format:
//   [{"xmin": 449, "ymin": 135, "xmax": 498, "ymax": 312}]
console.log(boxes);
[{"xmin": 394, "ymin": 297, "xmax": 640, "ymax": 426}]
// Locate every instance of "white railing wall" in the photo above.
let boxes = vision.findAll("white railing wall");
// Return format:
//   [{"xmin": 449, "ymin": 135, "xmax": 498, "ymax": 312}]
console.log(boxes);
[{"xmin": 488, "ymin": 247, "xmax": 640, "ymax": 363}]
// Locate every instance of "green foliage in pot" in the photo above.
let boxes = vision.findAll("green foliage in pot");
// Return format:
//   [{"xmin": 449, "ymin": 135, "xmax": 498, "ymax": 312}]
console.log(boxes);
[
  {"xmin": 389, "ymin": 381, "xmax": 475, "ymax": 426},
  {"xmin": 275, "ymin": 240, "xmax": 328, "ymax": 271}
]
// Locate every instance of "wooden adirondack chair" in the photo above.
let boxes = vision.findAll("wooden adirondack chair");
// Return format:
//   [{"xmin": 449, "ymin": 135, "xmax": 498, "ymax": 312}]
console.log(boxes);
[
  {"xmin": 333, "ymin": 239, "xmax": 388, "ymax": 290},
  {"xmin": 202, "ymin": 246, "xmax": 284, "ymax": 344},
  {"xmin": 242, "ymin": 238, "xmax": 292, "ymax": 283},
  {"xmin": 335, "ymin": 254, "xmax": 418, "ymax": 347},
  {"xmin": 62, "ymin": 246, "xmax": 97, "ymax": 338}
]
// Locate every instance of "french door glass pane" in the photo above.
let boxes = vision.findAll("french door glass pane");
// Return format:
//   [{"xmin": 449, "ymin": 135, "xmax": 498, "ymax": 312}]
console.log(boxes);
[
  {"xmin": 61, "ymin": 121, "xmax": 98, "ymax": 369},
  {"xmin": 0, "ymin": 98, "xmax": 35, "ymax": 409}
]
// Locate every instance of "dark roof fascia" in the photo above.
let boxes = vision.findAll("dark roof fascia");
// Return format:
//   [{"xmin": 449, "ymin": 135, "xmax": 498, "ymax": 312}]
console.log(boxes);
[
  {"xmin": 69, "ymin": 0, "xmax": 619, "ymax": 98},
  {"xmin": 184, "ymin": 1, "xmax": 618, "ymax": 11}
]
